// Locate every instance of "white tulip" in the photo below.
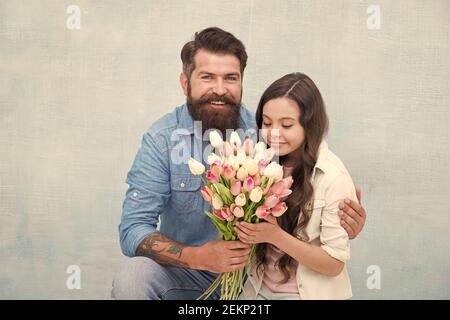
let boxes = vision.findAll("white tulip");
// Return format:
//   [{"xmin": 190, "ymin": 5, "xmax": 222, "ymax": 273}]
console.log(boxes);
[
  {"xmin": 227, "ymin": 154, "xmax": 240, "ymax": 171},
  {"xmin": 253, "ymin": 152, "xmax": 264, "ymax": 164},
  {"xmin": 235, "ymin": 193, "xmax": 247, "ymax": 207},
  {"xmin": 209, "ymin": 130, "xmax": 223, "ymax": 149},
  {"xmin": 212, "ymin": 193, "xmax": 224, "ymax": 210},
  {"xmin": 231, "ymin": 205, "xmax": 244, "ymax": 218},
  {"xmin": 230, "ymin": 131, "xmax": 242, "ymax": 149},
  {"xmin": 243, "ymin": 158, "xmax": 259, "ymax": 176},
  {"xmin": 188, "ymin": 158, "xmax": 205, "ymax": 175},
  {"xmin": 207, "ymin": 153, "xmax": 223, "ymax": 165},
  {"xmin": 249, "ymin": 187, "xmax": 263, "ymax": 203},
  {"xmin": 236, "ymin": 149, "xmax": 247, "ymax": 165},
  {"xmin": 236, "ymin": 166, "xmax": 249, "ymax": 181},
  {"xmin": 263, "ymin": 162, "xmax": 283, "ymax": 181},
  {"xmin": 254, "ymin": 141, "xmax": 267, "ymax": 156}
]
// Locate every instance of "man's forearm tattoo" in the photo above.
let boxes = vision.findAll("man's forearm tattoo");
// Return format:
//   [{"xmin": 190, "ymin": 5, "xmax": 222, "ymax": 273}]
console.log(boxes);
[{"xmin": 135, "ymin": 232, "xmax": 188, "ymax": 268}]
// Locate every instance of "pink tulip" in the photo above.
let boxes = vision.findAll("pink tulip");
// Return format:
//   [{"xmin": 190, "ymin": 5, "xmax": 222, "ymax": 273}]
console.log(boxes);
[
  {"xmin": 206, "ymin": 170, "xmax": 219, "ymax": 183},
  {"xmin": 230, "ymin": 180, "xmax": 241, "ymax": 196},
  {"xmin": 220, "ymin": 141, "xmax": 233, "ymax": 157},
  {"xmin": 221, "ymin": 206, "xmax": 234, "ymax": 221},
  {"xmin": 210, "ymin": 161, "xmax": 223, "ymax": 177},
  {"xmin": 269, "ymin": 180, "xmax": 292, "ymax": 199},
  {"xmin": 269, "ymin": 180, "xmax": 284, "ymax": 194},
  {"xmin": 201, "ymin": 186, "xmax": 213, "ymax": 202},
  {"xmin": 255, "ymin": 205, "xmax": 271, "ymax": 219},
  {"xmin": 278, "ymin": 189, "xmax": 293, "ymax": 199},
  {"xmin": 223, "ymin": 165, "xmax": 235, "ymax": 180},
  {"xmin": 243, "ymin": 138, "xmax": 254, "ymax": 156},
  {"xmin": 230, "ymin": 204, "xmax": 244, "ymax": 218},
  {"xmin": 243, "ymin": 176, "xmax": 255, "ymax": 192},
  {"xmin": 232, "ymin": 145, "xmax": 239, "ymax": 156},
  {"xmin": 272, "ymin": 202, "xmax": 288, "ymax": 217},
  {"xmin": 258, "ymin": 159, "xmax": 267, "ymax": 176},
  {"xmin": 282, "ymin": 176, "xmax": 294, "ymax": 190},
  {"xmin": 214, "ymin": 209, "xmax": 225, "ymax": 221},
  {"xmin": 253, "ymin": 174, "xmax": 262, "ymax": 186},
  {"xmin": 263, "ymin": 195, "xmax": 280, "ymax": 209}
]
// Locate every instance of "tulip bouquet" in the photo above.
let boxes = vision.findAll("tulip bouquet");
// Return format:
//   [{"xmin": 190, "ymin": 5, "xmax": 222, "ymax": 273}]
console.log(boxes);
[{"xmin": 188, "ymin": 130, "xmax": 293, "ymax": 300}]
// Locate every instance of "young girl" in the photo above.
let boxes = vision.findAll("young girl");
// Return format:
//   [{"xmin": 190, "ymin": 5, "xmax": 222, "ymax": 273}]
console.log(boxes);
[{"xmin": 236, "ymin": 72, "xmax": 357, "ymax": 300}]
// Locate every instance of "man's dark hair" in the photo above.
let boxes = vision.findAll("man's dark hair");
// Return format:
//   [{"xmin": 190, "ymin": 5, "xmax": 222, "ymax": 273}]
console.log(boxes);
[{"xmin": 180, "ymin": 27, "xmax": 248, "ymax": 79}]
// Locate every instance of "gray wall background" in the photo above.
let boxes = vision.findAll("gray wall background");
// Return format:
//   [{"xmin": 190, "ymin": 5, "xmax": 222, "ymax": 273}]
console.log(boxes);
[{"xmin": 1, "ymin": 0, "xmax": 449, "ymax": 299}]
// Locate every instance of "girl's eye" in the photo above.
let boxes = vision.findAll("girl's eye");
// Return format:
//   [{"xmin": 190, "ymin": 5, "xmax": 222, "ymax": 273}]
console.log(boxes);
[
  {"xmin": 263, "ymin": 123, "xmax": 271, "ymax": 126},
  {"xmin": 282, "ymin": 125, "xmax": 293, "ymax": 129}
]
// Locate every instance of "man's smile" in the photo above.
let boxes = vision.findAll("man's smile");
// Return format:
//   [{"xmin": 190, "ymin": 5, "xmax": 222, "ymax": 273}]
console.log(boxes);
[{"xmin": 208, "ymin": 101, "xmax": 228, "ymax": 110}]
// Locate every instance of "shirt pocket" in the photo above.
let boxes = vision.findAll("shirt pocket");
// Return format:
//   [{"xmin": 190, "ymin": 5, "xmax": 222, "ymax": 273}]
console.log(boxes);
[
  {"xmin": 303, "ymin": 199, "xmax": 326, "ymax": 240},
  {"xmin": 170, "ymin": 174, "xmax": 202, "ymax": 213}
]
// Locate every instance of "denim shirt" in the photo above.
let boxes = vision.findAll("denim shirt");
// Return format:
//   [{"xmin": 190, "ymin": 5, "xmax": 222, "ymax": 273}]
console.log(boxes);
[{"xmin": 119, "ymin": 104, "xmax": 258, "ymax": 257}]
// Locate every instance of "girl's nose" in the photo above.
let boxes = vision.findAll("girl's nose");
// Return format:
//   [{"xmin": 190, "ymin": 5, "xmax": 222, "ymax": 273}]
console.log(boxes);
[
  {"xmin": 270, "ymin": 128, "xmax": 282, "ymax": 139},
  {"xmin": 267, "ymin": 128, "xmax": 282, "ymax": 145}
]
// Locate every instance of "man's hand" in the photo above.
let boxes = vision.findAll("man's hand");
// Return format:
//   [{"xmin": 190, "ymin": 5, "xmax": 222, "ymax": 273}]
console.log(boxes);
[
  {"xmin": 195, "ymin": 239, "xmax": 252, "ymax": 273},
  {"xmin": 339, "ymin": 187, "xmax": 366, "ymax": 240}
]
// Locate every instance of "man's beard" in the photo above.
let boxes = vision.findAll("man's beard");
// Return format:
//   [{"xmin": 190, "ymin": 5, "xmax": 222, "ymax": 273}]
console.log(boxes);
[{"xmin": 186, "ymin": 85, "xmax": 241, "ymax": 137}]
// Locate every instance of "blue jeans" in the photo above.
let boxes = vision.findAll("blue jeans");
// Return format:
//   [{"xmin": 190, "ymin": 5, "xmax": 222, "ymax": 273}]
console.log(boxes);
[{"xmin": 111, "ymin": 256, "xmax": 221, "ymax": 300}]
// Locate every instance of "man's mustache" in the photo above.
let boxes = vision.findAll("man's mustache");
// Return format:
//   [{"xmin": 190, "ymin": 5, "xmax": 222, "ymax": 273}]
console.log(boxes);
[{"xmin": 196, "ymin": 94, "xmax": 238, "ymax": 106}]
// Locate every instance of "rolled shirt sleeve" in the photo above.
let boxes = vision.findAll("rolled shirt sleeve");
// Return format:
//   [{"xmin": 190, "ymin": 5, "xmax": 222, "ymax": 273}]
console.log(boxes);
[
  {"xmin": 119, "ymin": 132, "xmax": 171, "ymax": 257},
  {"xmin": 320, "ymin": 172, "xmax": 358, "ymax": 263}
]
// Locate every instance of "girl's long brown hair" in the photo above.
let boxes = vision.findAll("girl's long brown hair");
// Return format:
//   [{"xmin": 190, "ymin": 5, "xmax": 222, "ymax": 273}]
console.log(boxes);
[{"xmin": 255, "ymin": 72, "xmax": 329, "ymax": 282}]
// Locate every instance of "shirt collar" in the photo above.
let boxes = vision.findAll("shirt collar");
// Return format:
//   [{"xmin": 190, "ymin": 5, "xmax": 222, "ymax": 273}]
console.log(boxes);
[{"xmin": 177, "ymin": 104, "xmax": 195, "ymax": 134}]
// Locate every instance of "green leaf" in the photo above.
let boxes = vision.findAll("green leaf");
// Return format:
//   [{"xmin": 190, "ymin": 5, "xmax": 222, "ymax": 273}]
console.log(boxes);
[
  {"xmin": 219, "ymin": 175, "xmax": 230, "ymax": 189},
  {"xmin": 213, "ymin": 183, "xmax": 234, "ymax": 205},
  {"xmin": 204, "ymin": 211, "xmax": 228, "ymax": 235},
  {"xmin": 215, "ymin": 221, "xmax": 230, "ymax": 236}
]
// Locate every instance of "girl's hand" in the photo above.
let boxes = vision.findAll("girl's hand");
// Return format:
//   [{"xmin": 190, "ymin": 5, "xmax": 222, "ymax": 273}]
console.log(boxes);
[{"xmin": 235, "ymin": 216, "xmax": 281, "ymax": 245}]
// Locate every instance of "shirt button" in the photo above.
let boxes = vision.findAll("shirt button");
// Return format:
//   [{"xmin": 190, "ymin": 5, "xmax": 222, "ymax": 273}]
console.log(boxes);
[
  {"xmin": 180, "ymin": 182, "xmax": 185, "ymax": 188},
  {"xmin": 298, "ymin": 284, "xmax": 302, "ymax": 288},
  {"xmin": 132, "ymin": 192, "xmax": 138, "ymax": 198}
]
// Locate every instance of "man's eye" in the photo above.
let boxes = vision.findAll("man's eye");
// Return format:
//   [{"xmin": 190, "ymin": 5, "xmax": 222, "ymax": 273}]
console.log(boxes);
[
  {"xmin": 227, "ymin": 76, "xmax": 238, "ymax": 81},
  {"xmin": 201, "ymin": 75, "xmax": 212, "ymax": 80}
]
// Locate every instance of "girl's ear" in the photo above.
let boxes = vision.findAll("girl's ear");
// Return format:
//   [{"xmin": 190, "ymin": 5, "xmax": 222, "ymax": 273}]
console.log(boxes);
[{"xmin": 179, "ymin": 72, "xmax": 188, "ymax": 97}]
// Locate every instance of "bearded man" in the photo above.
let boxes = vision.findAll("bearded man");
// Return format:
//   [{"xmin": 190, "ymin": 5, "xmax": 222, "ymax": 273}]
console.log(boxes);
[{"xmin": 112, "ymin": 27, "xmax": 366, "ymax": 300}]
